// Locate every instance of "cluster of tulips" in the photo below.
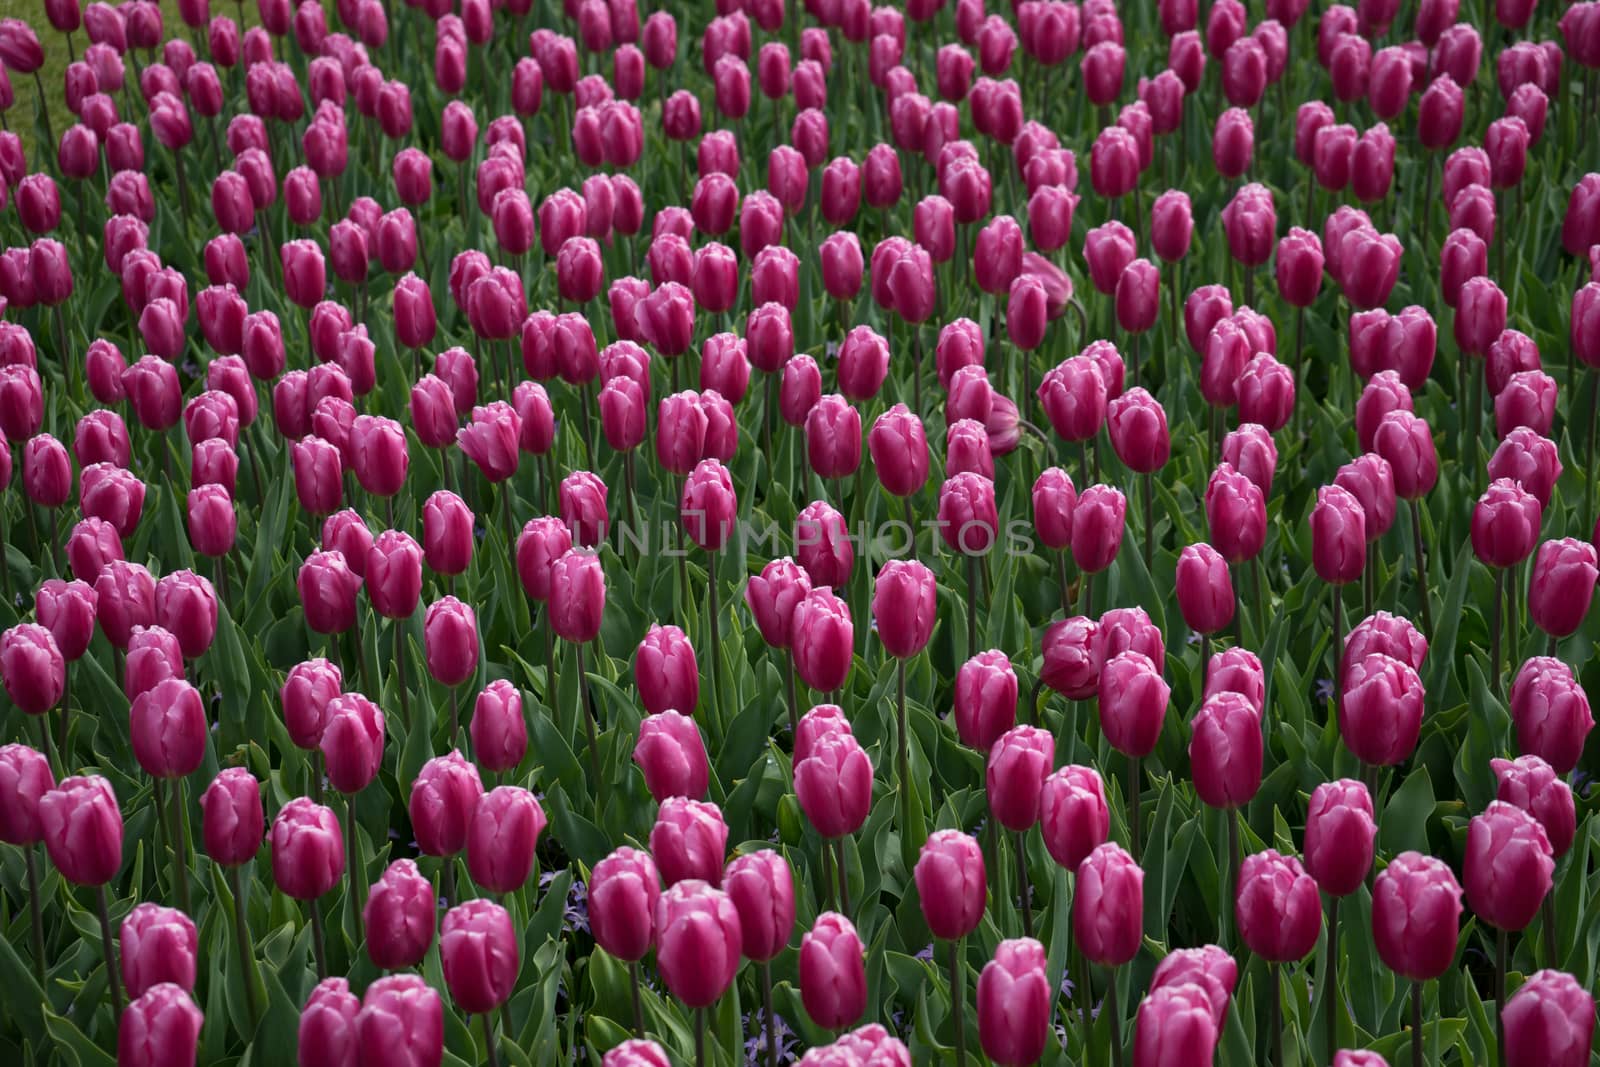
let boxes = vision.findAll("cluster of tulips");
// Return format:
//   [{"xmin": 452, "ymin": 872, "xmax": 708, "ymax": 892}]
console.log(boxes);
[{"xmin": 0, "ymin": 0, "xmax": 1599, "ymax": 1061}]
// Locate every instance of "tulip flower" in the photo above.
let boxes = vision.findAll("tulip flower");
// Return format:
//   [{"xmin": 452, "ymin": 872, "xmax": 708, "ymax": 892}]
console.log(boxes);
[
  {"xmin": 1502, "ymin": 969, "xmax": 1595, "ymax": 1067},
  {"xmin": 591, "ymin": 848, "xmax": 663, "ymax": 1031},
  {"xmin": 1374, "ymin": 850, "xmax": 1463, "ymax": 1066},
  {"xmin": 1237, "ymin": 848, "xmax": 1321, "ymax": 1055},
  {"xmin": 118, "ymin": 983, "xmax": 202, "ymax": 1067},
  {"xmin": 356, "ymin": 974, "xmax": 444, "ymax": 1067},
  {"xmin": 441, "ymin": 899, "xmax": 518, "ymax": 1058}
]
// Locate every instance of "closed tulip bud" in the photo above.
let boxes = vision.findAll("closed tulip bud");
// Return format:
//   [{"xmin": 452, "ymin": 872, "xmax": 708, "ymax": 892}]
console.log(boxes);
[
  {"xmin": 651, "ymin": 879, "xmax": 742, "ymax": 1010},
  {"xmin": 1562, "ymin": 174, "xmax": 1600, "ymax": 258},
  {"xmin": 1037, "ymin": 355, "xmax": 1107, "ymax": 443},
  {"xmin": 1304, "ymin": 779, "xmax": 1376, "ymax": 896},
  {"xmin": 93, "ymin": 558, "xmax": 157, "ymax": 651},
  {"xmin": 1081, "ymin": 40, "xmax": 1126, "ymax": 104},
  {"xmin": 439, "ymin": 899, "xmax": 519, "ymax": 1017},
  {"xmin": 151, "ymin": 570, "xmax": 216, "ymax": 661},
  {"xmin": 984, "ymin": 725, "xmax": 1054, "ymax": 831},
  {"xmin": 406, "ymin": 751, "xmax": 483, "ymax": 861},
  {"xmin": 1189, "ymin": 691, "xmax": 1262, "ymax": 809},
  {"xmin": 585, "ymin": 847, "xmax": 664, "ymax": 964},
  {"xmin": 944, "ymin": 649, "xmax": 1016, "ymax": 752},
  {"xmin": 1511, "ymin": 658, "xmax": 1593, "ymax": 774},
  {"xmin": 795, "ymin": 726, "xmax": 873, "ymax": 837},
  {"xmin": 1492, "ymin": 756, "xmax": 1575, "ymax": 861},
  {"xmin": 1275, "ymin": 227, "xmax": 1325, "ymax": 307},
  {"xmin": 644, "ymin": 795, "xmax": 727, "ymax": 887},
  {"xmin": 123, "ymin": 626, "xmax": 181, "ymax": 705},
  {"xmin": 1202, "ymin": 465, "xmax": 1263, "ymax": 563},
  {"xmin": 1235, "ymin": 850, "xmax": 1321, "ymax": 963},
  {"xmin": 774, "ymin": 354, "xmax": 821, "ymax": 427},
  {"xmin": 677, "ymin": 459, "xmax": 734, "ymax": 551},
  {"xmin": 1114, "ymin": 259, "xmax": 1160, "ymax": 335},
  {"xmin": 1494, "ymin": 369, "xmax": 1557, "ymax": 438},
  {"xmin": 1211, "ymin": 106, "xmax": 1254, "ymax": 178},
  {"xmin": 1330, "ymin": 454, "xmax": 1396, "ymax": 545},
  {"xmin": 1471, "ymin": 477, "xmax": 1542, "ymax": 569},
  {"xmin": 120, "ymin": 903, "xmax": 197, "ymax": 999},
  {"xmin": 548, "ymin": 549, "xmax": 607, "ymax": 644},
  {"xmin": 122, "ymin": 356, "xmax": 180, "ymax": 433},
  {"xmin": 801, "ymin": 394, "xmax": 860, "ymax": 481},
  {"xmin": 21, "ymin": 434, "xmax": 70, "ymax": 509},
  {"xmin": 466, "ymin": 785, "xmax": 545, "ymax": 894},
  {"xmin": 1074, "ymin": 843, "xmax": 1144, "ymax": 965},
  {"xmin": 1094, "ymin": 650, "xmax": 1168, "ymax": 757},
  {"xmin": 799, "ymin": 912, "xmax": 866, "ymax": 1030},
  {"xmin": 34, "ymin": 579, "xmax": 96, "ymax": 663},
  {"xmin": 1501, "ymin": 970, "xmax": 1596, "ymax": 1067},
  {"xmin": 1522, "ymin": 539, "xmax": 1596, "ymax": 639},
  {"xmin": 864, "ymin": 560, "xmax": 935, "ymax": 660},
  {"xmin": 269, "ymin": 796, "xmax": 343, "ymax": 901},
  {"xmin": 975, "ymin": 938, "xmax": 1050, "ymax": 1066},
  {"xmin": 1342, "ymin": 611, "xmax": 1428, "ymax": 678},
  {"xmin": 1451, "ymin": 274, "xmax": 1509, "ymax": 357},
  {"xmin": 1040, "ymin": 615, "xmax": 1101, "ymax": 699},
  {"xmin": 355, "ymin": 974, "xmax": 443, "ymax": 1067},
  {"xmin": 1071, "ymin": 483, "xmax": 1127, "ymax": 573},
  {"xmin": 297, "ymin": 548, "xmax": 362, "ymax": 634},
  {"xmin": 1447, "ymin": 180, "xmax": 1497, "ymax": 245},
  {"xmin": 1028, "ymin": 466, "xmax": 1078, "ymax": 549},
  {"xmin": 1220, "ymin": 183, "xmax": 1277, "ymax": 267},
  {"xmin": 1464, "ymin": 800, "xmax": 1553, "ymax": 932},
  {"xmin": 632, "ymin": 710, "xmax": 707, "ymax": 802},
  {"xmin": 117, "ymin": 983, "xmax": 201, "ymax": 1067},
  {"xmin": 1340, "ymin": 652, "xmax": 1425, "ymax": 765},
  {"xmin": 1134, "ymin": 985, "xmax": 1219, "ymax": 1067},
  {"xmin": 820, "ymin": 232, "xmax": 865, "ymax": 300},
  {"xmin": 1486, "ymin": 116, "xmax": 1530, "ymax": 188},
  {"xmin": 665, "ymin": 852, "xmax": 765, "ymax": 982},
  {"xmin": 1310, "ymin": 484, "xmax": 1366, "ymax": 584},
  {"xmin": 194, "ymin": 766, "xmax": 263, "ymax": 871},
  {"xmin": 423, "ymin": 597, "xmax": 478, "ymax": 688},
  {"xmin": 186, "ymin": 480, "xmax": 239, "ymax": 554},
  {"xmin": 741, "ymin": 559, "xmax": 809, "ymax": 651},
  {"xmin": 0, "ymin": 624, "xmax": 64, "ymax": 715},
  {"xmin": 351, "ymin": 859, "xmax": 434, "ymax": 975}
]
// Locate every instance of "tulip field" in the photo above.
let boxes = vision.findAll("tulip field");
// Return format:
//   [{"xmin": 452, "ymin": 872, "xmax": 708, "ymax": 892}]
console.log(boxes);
[{"xmin": 5, "ymin": 0, "xmax": 1600, "ymax": 1063}]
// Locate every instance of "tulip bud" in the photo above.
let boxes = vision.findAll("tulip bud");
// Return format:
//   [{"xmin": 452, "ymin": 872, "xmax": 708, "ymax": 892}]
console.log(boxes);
[
  {"xmin": 654, "ymin": 879, "xmax": 742, "ymax": 1007},
  {"xmin": 1189, "ymin": 691, "xmax": 1262, "ymax": 810},
  {"xmin": 1304, "ymin": 779, "xmax": 1376, "ymax": 897},
  {"xmin": 120, "ymin": 903, "xmax": 198, "ymax": 999},
  {"xmin": 723, "ymin": 849, "xmax": 796, "ymax": 962},
  {"xmin": 355, "ymin": 975, "xmax": 443, "ymax": 1067},
  {"xmin": 1236, "ymin": 849, "xmax": 1322, "ymax": 961},
  {"xmin": 118, "ymin": 984, "xmax": 202, "ymax": 1067},
  {"xmin": 466, "ymin": 786, "xmax": 546, "ymax": 894},
  {"xmin": 1074, "ymin": 843, "xmax": 1144, "ymax": 965},
  {"xmin": 912, "ymin": 830, "xmax": 987, "ymax": 942},
  {"xmin": 1098, "ymin": 651, "xmax": 1170, "ymax": 758}
]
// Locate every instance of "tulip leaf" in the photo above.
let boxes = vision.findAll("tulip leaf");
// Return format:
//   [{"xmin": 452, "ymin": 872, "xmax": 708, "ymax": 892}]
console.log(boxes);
[{"xmin": 1378, "ymin": 764, "xmax": 1435, "ymax": 857}]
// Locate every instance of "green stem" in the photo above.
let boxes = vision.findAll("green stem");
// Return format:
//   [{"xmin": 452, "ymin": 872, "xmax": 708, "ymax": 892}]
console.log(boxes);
[
  {"xmin": 1271, "ymin": 962, "xmax": 1283, "ymax": 1067},
  {"xmin": 763, "ymin": 959, "xmax": 776, "ymax": 1067},
  {"xmin": 696, "ymin": 1006, "xmax": 707, "ymax": 1067},
  {"xmin": 483, "ymin": 1011, "xmax": 501, "ymax": 1067},
  {"xmin": 168, "ymin": 777, "xmax": 192, "ymax": 916},
  {"xmin": 965, "ymin": 554, "xmax": 978, "ymax": 660},
  {"xmin": 1326, "ymin": 894, "xmax": 1340, "ymax": 1059},
  {"xmin": 228, "ymin": 864, "xmax": 260, "ymax": 1030},
  {"xmin": 1108, "ymin": 969, "xmax": 1124, "ymax": 1067},
  {"xmin": 1495, "ymin": 928, "xmax": 1508, "ymax": 1067},
  {"xmin": 630, "ymin": 960, "xmax": 645, "ymax": 1037},
  {"xmin": 1413, "ymin": 980, "xmax": 1424, "ymax": 1067},
  {"xmin": 1014, "ymin": 829, "xmax": 1033, "ymax": 939},
  {"xmin": 1491, "ymin": 569, "xmax": 1504, "ymax": 698},
  {"xmin": 1409, "ymin": 500, "xmax": 1433, "ymax": 642},
  {"xmin": 97, "ymin": 884, "xmax": 124, "ymax": 1017},
  {"xmin": 25, "ymin": 847, "xmax": 45, "ymax": 987},
  {"xmin": 1129, "ymin": 756, "xmax": 1142, "ymax": 863},
  {"xmin": 309, "ymin": 899, "xmax": 328, "ymax": 980},
  {"xmin": 835, "ymin": 837, "xmax": 850, "ymax": 915},
  {"xmin": 346, "ymin": 793, "xmax": 364, "ymax": 930},
  {"xmin": 950, "ymin": 937, "xmax": 967, "ymax": 1067},
  {"xmin": 577, "ymin": 642, "xmax": 604, "ymax": 812}
]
